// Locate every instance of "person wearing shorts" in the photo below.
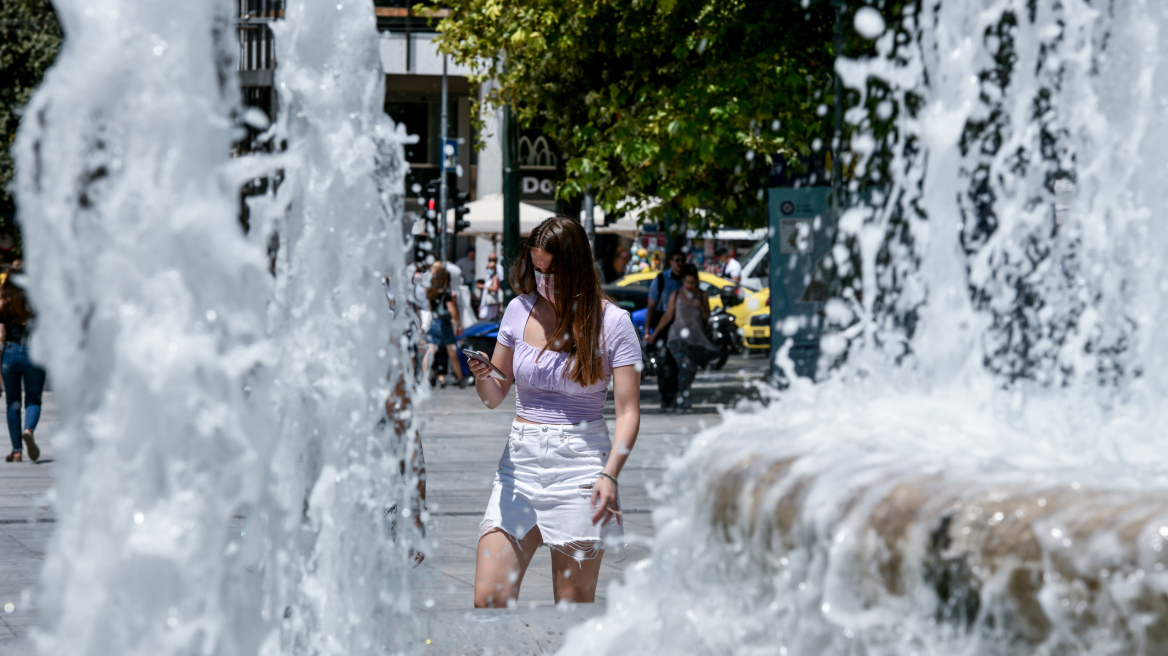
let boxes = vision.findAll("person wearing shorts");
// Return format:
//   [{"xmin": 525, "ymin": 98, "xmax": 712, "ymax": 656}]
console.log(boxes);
[{"xmin": 466, "ymin": 216, "xmax": 642, "ymax": 607}]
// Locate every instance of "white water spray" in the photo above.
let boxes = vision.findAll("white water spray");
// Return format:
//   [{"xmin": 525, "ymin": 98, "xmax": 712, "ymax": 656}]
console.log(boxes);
[
  {"xmin": 13, "ymin": 0, "xmax": 420, "ymax": 654},
  {"xmin": 562, "ymin": 1, "xmax": 1168, "ymax": 654}
]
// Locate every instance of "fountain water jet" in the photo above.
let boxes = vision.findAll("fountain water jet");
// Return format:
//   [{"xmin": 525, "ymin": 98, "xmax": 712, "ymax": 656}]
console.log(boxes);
[
  {"xmin": 561, "ymin": 1, "xmax": 1168, "ymax": 654},
  {"xmin": 13, "ymin": 0, "xmax": 421, "ymax": 654}
]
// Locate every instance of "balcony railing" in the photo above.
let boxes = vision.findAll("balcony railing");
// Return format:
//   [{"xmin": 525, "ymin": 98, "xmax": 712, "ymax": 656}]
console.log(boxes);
[{"xmin": 238, "ymin": 0, "xmax": 283, "ymax": 76}]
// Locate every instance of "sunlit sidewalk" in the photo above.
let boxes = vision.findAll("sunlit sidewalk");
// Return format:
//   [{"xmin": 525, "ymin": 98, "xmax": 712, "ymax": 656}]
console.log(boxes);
[{"xmin": 0, "ymin": 353, "xmax": 766, "ymax": 653}]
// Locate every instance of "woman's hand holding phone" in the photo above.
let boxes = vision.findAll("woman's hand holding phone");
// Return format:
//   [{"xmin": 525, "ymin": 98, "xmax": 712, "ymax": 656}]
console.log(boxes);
[{"xmin": 463, "ymin": 349, "xmax": 505, "ymax": 381}]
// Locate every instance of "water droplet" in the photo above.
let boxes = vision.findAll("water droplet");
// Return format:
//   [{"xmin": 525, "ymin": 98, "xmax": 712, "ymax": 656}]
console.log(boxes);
[
  {"xmin": 134, "ymin": 512, "xmax": 144, "ymax": 524},
  {"xmin": 854, "ymin": 7, "xmax": 886, "ymax": 39},
  {"xmin": 3, "ymin": 603, "xmax": 13, "ymax": 613}
]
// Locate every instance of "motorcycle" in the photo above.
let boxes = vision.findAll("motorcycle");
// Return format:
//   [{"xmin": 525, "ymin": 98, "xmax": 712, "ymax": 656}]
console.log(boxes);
[
  {"xmin": 633, "ymin": 305, "xmax": 742, "ymax": 378},
  {"xmin": 706, "ymin": 306, "xmax": 743, "ymax": 370}
]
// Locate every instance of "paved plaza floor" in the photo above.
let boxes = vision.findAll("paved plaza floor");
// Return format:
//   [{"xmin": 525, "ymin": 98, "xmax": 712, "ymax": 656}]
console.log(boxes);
[{"xmin": 0, "ymin": 351, "xmax": 770, "ymax": 653}]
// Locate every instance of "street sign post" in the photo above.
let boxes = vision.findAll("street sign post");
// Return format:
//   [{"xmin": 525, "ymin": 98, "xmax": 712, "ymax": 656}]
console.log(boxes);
[{"xmin": 768, "ymin": 187, "xmax": 834, "ymax": 382}]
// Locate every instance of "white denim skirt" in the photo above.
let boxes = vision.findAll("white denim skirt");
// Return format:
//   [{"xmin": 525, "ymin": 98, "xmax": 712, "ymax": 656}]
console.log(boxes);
[{"xmin": 480, "ymin": 420, "xmax": 623, "ymax": 557}]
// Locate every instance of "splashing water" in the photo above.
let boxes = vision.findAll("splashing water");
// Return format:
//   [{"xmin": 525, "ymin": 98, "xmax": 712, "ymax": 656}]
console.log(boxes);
[
  {"xmin": 561, "ymin": 1, "xmax": 1168, "ymax": 654},
  {"xmin": 14, "ymin": 0, "xmax": 421, "ymax": 654}
]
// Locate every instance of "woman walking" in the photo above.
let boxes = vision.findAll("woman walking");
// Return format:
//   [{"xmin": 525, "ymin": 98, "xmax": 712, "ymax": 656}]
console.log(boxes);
[
  {"xmin": 466, "ymin": 216, "xmax": 642, "ymax": 607},
  {"xmin": 423, "ymin": 264, "xmax": 466, "ymax": 389},
  {"xmin": 645, "ymin": 264, "xmax": 718, "ymax": 412},
  {"xmin": 0, "ymin": 268, "xmax": 44, "ymax": 462}
]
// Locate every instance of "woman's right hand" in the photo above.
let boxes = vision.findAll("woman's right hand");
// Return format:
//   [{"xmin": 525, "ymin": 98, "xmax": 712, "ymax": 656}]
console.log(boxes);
[{"xmin": 466, "ymin": 354, "xmax": 492, "ymax": 381}]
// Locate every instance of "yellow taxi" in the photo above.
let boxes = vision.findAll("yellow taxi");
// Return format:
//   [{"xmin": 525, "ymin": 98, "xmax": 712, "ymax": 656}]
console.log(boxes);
[
  {"xmin": 614, "ymin": 270, "xmax": 756, "ymax": 326},
  {"xmin": 741, "ymin": 288, "xmax": 771, "ymax": 350}
]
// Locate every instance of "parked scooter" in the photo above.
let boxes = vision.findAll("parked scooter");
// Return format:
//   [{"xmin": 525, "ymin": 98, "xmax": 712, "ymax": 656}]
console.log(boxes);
[
  {"xmin": 632, "ymin": 302, "xmax": 742, "ymax": 377},
  {"xmin": 707, "ymin": 306, "xmax": 743, "ymax": 370}
]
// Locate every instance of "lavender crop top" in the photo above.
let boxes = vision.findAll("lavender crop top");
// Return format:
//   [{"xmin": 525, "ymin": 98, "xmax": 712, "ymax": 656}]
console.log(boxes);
[{"xmin": 496, "ymin": 294, "xmax": 642, "ymax": 424}]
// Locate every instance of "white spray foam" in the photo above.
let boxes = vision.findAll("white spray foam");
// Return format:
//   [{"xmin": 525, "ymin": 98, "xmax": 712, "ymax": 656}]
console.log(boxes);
[
  {"xmin": 13, "ymin": 0, "xmax": 421, "ymax": 654},
  {"xmin": 561, "ymin": 1, "xmax": 1168, "ymax": 654}
]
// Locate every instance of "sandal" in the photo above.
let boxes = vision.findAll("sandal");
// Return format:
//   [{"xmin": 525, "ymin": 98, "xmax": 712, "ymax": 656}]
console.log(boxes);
[
  {"xmin": 5, "ymin": 451, "xmax": 21, "ymax": 463},
  {"xmin": 22, "ymin": 430, "xmax": 39, "ymax": 462}
]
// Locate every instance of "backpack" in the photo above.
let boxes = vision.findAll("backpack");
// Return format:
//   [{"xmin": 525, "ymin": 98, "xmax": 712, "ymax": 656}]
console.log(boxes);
[
  {"xmin": 652, "ymin": 271, "xmax": 667, "ymax": 307},
  {"xmin": 432, "ymin": 290, "xmax": 452, "ymax": 320}
]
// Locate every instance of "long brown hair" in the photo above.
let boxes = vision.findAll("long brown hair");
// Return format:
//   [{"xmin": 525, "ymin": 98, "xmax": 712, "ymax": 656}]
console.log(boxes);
[
  {"xmin": 511, "ymin": 216, "xmax": 609, "ymax": 387},
  {"xmin": 0, "ymin": 264, "xmax": 32, "ymax": 327},
  {"xmin": 426, "ymin": 266, "xmax": 451, "ymax": 304}
]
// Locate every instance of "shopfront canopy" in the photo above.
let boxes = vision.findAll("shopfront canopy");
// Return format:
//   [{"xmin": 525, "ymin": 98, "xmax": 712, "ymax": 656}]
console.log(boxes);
[{"xmin": 443, "ymin": 193, "xmax": 555, "ymax": 236}]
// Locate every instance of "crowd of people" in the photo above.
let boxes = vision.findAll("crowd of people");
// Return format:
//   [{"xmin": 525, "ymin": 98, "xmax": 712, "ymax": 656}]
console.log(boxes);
[
  {"xmin": 612, "ymin": 243, "xmax": 742, "ymax": 282},
  {"xmin": 411, "ymin": 236, "xmax": 736, "ymax": 405},
  {"xmin": 407, "ymin": 248, "xmax": 505, "ymax": 388}
]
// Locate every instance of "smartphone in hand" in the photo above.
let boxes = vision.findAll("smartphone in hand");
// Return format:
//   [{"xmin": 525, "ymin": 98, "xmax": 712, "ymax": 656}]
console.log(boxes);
[{"xmin": 462, "ymin": 349, "xmax": 506, "ymax": 380}]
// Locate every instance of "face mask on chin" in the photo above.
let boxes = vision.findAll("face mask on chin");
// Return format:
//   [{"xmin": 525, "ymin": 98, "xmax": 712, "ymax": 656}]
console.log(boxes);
[{"xmin": 534, "ymin": 270, "xmax": 555, "ymax": 304}]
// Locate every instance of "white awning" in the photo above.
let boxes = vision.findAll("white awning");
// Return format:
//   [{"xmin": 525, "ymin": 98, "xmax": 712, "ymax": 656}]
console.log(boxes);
[
  {"xmin": 595, "ymin": 213, "xmax": 640, "ymax": 237},
  {"xmin": 686, "ymin": 228, "xmax": 766, "ymax": 241},
  {"xmin": 443, "ymin": 193, "xmax": 556, "ymax": 236}
]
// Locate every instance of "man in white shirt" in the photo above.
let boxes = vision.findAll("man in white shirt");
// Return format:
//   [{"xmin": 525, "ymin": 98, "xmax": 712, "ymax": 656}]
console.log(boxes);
[
  {"xmin": 454, "ymin": 246, "xmax": 476, "ymax": 285},
  {"xmin": 716, "ymin": 247, "xmax": 742, "ymax": 283}
]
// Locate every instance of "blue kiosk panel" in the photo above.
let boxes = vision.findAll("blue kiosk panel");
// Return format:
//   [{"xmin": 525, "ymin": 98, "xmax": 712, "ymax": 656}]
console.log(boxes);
[{"xmin": 768, "ymin": 187, "xmax": 834, "ymax": 381}]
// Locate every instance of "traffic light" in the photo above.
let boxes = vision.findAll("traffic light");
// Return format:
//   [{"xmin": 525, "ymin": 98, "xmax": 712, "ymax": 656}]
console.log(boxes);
[
  {"xmin": 452, "ymin": 190, "xmax": 471, "ymax": 234},
  {"xmin": 412, "ymin": 179, "xmax": 443, "ymax": 265}
]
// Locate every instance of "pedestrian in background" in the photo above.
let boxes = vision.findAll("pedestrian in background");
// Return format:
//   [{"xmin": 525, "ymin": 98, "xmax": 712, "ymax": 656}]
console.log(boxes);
[
  {"xmin": 645, "ymin": 249, "xmax": 686, "ymax": 411},
  {"xmin": 0, "ymin": 264, "xmax": 43, "ymax": 462},
  {"xmin": 645, "ymin": 264, "xmax": 717, "ymax": 412},
  {"xmin": 455, "ymin": 246, "xmax": 476, "ymax": 287},
  {"xmin": 612, "ymin": 246, "xmax": 629, "ymax": 281},
  {"xmin": 477, "ymin": 252, "xmax": 504, "ymax": 321},
  {"xmin": 716, "ymin": 247, "xmax": 742, "ymax": 283},
  {"xmin": 423, "ymin": 264, "xmax": 466, "ymax": 389},
  {"xmin": 467, "ymin": 216, "xmax": 642, "ymax": 608}
]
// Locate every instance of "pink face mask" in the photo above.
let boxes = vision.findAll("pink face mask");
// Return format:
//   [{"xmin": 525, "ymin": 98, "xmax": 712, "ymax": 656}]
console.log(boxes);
[{"xmin": 535, "ymin": 270, "xmax": 555, "ymax": 304}]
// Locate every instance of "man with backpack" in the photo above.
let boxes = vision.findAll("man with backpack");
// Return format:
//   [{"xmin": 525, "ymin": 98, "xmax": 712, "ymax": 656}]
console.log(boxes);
[{"xmin": 645, "ymin": 249, "xmax": 687, "ymax": 411}]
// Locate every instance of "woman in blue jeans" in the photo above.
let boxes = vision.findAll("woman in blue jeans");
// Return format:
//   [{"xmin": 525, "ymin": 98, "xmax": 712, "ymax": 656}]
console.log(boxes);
[{"xmin": 0, "ymin": 270, "xmax": 43, "ymax": 462}]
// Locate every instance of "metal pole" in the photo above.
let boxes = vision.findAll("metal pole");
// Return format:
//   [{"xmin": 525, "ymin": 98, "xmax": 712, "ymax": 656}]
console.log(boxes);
[
  {"xmin": 583, "ymin": 192, "xmax": 596, "ymax": 253},
  {"xmin": 502, "ymin": 104, "xmax": 521, "ymax": 302},
  {"xmin": 439, "ymin": 55, "xmax": 450, "ymax": 264}
]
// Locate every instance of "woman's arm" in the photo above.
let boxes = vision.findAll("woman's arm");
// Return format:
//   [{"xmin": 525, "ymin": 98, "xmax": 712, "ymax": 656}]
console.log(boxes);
[
  {"xmin": 591, "ymin": 364, "xmax": 640, "ymax": 526},
  {"xmin": 468, "ymin": 343, "xmax": 515, "ymax": 409},
  {"xmin": 645, "ymin": 290, "xmax": 677, "ymax": 342},
  {"xmin": 447, "ymin": 294, "xmax": 462, "ymax": 336},
  {"xmin": 700, "ymin": 291, "xmax": 710, "ymax": 322}
]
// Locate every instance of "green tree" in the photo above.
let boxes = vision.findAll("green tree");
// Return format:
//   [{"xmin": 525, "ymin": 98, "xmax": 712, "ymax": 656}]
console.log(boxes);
[
  {"xmin": 1, "ymin": 0, "xmax": 62, "ymax": 250},
  {"xmin": 435, "ymin": 0, "xmax": 840, "ymax": 230}
]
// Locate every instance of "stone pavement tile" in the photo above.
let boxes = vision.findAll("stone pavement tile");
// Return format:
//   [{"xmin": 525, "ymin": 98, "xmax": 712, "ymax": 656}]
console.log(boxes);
[{"xmin": 0, "ymin": 529, "xmax": 48, "ymax": 547}]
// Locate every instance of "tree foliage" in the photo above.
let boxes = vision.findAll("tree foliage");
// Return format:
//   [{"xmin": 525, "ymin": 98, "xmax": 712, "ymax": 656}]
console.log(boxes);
[
  {"xmin": 1, "ymin": 0, "xmax": 61, "ymax": 235},
  {"xmin": 434, "ymin": 0, "xmax": 839, "ymax": 230}
]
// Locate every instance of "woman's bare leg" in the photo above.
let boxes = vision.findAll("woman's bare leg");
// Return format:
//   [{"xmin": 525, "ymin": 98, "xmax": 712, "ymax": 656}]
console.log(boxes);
[
  {"xmin": 421, "ymin": 343, "xmax": 436, "ymax": 382},
  {"xmin": 550, "ymin": 544, "xmax": 604, "ymax": 603},
  {"xmin": 474, "ymin": 528, "xmax": 542, "ymax": 608},
  {"xmin": 445, "ymin": 344, "xmax": 465, "ymax": 383}
]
